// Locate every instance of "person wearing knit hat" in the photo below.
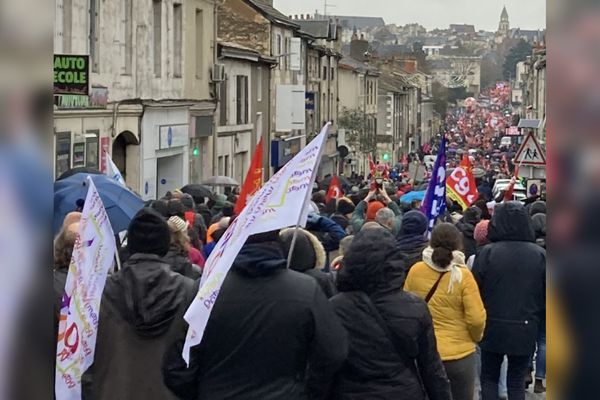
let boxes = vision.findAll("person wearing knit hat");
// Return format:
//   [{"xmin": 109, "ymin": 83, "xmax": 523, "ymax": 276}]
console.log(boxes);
[
  {"xmin": 467, "ymin": 220, "xmax": 490, "ymax": 270},
  {"xmin": 163, "ymin": 216, "xmax": 203, "ymax": 280},
  {"xmin": 350, "ymin": 188, "xmax": 404, "ymax": 234},
  {"xmin": 88, "ymin": 209, "xmax": 195, "ymax": 400},
  {"xmin": 330, "ymin": 197, "xmax": 356, "ymax": 233},
  {"xmin": 127, "ymin": 208, "xmax": 171, "ymax": 257},
  {"xmin": 396, "ymin": 210, "xmax": 429, "ymax": 272}
]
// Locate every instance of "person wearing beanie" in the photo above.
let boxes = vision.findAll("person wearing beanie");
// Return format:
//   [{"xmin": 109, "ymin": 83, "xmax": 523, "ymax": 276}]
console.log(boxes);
[
  {"xmin": 405, "ymin": 223, "xmax": 486, "ymax": 400},
  {"xmin": 455, "ymin": 206, "xmax": 482, "ymax": 260},
  {"xmin": 279, "ymin": 228, "xmax": 336, "ymax": 298},
  {"xmin": 350, "ymin": 188, "xmax": 404, "ymax": 235},
  {"xmin": 162, "ymin": 216, "xmax": 203, "ymax": 280},
  {"xmin": 163, "ymin": 229, "xmax": 348, "ymax": 400},
  {"xmin": 466, "ymin": 220, "xmax": 490, "ymax": 270},
  {"xmin": 529, "ymin": 200, "xmax": 546, "ymax": 217},
  {"xmin": 396, "ymin": 210, "xmax": 429, "ymax": 273},
  {"xmin": 330, "ymin": 197, "xmax": 356, "ymax": 233},
  {"xmin": 85, "ymin": 208, "xmax": 195, "ymax": 400}
]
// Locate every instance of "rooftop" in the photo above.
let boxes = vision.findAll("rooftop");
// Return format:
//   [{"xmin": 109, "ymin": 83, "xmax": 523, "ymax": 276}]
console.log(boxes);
[{"xmin": 247, "ymin": 0, "xmax": 299, "ymax": 29}]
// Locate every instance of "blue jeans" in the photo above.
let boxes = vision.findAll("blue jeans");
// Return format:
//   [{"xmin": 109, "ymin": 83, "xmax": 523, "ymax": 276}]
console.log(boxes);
[
  {"xmin": 481, "ymin": 351, "xmax": 530, "ymax": 400},
  {"xmin": 530, "ymin": 322, "xmax": 546, "ymax": 380}
]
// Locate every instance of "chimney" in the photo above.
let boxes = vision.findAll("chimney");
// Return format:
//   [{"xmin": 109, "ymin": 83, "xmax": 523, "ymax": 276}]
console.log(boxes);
[{"xmin": 294, "ymin": 14, "xmax": 298, "ymax": 20}]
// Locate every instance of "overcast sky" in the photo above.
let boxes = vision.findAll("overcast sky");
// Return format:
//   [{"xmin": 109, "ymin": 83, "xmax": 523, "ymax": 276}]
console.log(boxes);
[{"xmin": 274, "ymin": 0, "xmax": 546, "ymax": 31}]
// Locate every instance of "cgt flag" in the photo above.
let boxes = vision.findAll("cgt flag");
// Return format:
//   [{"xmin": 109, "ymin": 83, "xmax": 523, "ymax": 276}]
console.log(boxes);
[
  {"xmin": 421, "ymin": 136, "xmax": 447, "ymax": 238},
  {"xmin": 325, "ymin": 175, "xmax": 343, "ymax": 202},
  {"xmin": 446, "ymin": 154, "xmax": 478, "ymax": 210},
  {"xmin": 182, "ymin": 123, "xmax": 331, "ymax": 364},
  {"xmin": 234, "ymin": 138, "xmax": 264, "ymax": 215}
]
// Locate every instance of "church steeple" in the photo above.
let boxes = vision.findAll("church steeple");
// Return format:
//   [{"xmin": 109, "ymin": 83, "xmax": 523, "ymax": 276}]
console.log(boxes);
[{"xmin": 498, "ymin": 5, "xmax": 510, "ymax": 37}]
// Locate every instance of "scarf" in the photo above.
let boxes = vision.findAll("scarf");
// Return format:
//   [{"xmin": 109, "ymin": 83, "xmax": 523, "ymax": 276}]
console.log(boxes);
[{"xmin": 422, "ymin": 246, "xmax": 466, "ymax": 294}]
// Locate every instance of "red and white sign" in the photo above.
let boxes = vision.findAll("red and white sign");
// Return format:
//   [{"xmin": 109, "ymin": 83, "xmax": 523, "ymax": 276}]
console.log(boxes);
[{"xmin": 514, "ymin": 132, "xmax": 546, "ymax": 166}]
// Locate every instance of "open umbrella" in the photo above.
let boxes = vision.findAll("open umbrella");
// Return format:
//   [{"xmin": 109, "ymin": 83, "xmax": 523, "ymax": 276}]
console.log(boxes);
[
  {"xmin": 54, "ymin": 173, "xmax": 144, "ymax": 235},
  {"xmin": 202, "ymin": 176, "xmax": 239, "ymax": 186},
  {"xmin": 181, "ymin": 184, "xmax": 214, "ymax": 200},
  {"xmin": 400, "ymin": 190, "xmax": 426, "ymax": 203}
]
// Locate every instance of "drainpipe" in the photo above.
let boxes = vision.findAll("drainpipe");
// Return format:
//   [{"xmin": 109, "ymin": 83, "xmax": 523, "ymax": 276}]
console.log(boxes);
[{"xmin": 211, "ymin": 0, "xmax": 220, "ymax": 177}]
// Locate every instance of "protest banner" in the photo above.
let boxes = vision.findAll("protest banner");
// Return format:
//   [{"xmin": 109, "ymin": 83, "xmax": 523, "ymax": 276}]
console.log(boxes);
[
  {"xmin": 182, "ymin": 123, "xmax": 330, "ymax": 364},
  {"xmin": 447, "ymin": 155, "xmax": 478, "ymax": 210},
  {"xmin": 421, "ymin": 136, "xmax": 447, "ymax": 237},
  {"xmin": 55, "ymin": 177, "xmax": 116, "ymax": 400},
  {"xmin": 105, "ymin": 151, "xmax": 126, "ymax": 187}
]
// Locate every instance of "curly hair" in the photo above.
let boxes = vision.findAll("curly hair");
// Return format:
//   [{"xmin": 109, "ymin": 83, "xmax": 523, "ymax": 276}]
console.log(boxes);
[
  {"xmin": 169, "ymin": 222, "xmax": 191, "ymax": 255},
  {"xmin": 54, "ymin": 226, "xmax": 78, "ymax": 270}
]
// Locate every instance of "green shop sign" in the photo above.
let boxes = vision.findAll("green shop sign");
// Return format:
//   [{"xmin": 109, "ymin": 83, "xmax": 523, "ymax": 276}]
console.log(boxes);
[{"xmin": 54, "ymin": 54, "xmax": 89, "ymax": 95}]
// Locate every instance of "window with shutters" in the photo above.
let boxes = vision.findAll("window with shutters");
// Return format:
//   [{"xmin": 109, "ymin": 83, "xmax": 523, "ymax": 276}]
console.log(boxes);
[
  {"xmin": 89, "ymin": 0, "xmax": 99, "ymax": 72},
  {"xmin": 153, "ymin": 0, "xmax": 162, "ymax": 77},
  {"xmin": 276, "ymin": 34, "xmax": 282, "ymax": 70},
  {"xmin": 122, "ymin": 0, "xmax": 132, "ymax": 75},
  {"xmin": 219, "ymin": 79, "xmax": 228, "ymax": 126},
  {"xmin": 173, "ymin": 3, "xmax": 182, "ymax": 77},
  {"xmin": 236, "ymin": 75, "xmax": 248, "ymax": 125}
]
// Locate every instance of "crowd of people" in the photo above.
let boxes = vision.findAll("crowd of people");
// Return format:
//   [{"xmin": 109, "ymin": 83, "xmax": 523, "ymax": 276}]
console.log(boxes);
[{"xmin": 52, "ymin": 169, "xmax": 546, "ymax": 400}]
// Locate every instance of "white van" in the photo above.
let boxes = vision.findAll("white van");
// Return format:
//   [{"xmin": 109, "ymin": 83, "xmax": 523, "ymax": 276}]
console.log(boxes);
[{"xmin": 500, "ymin": 136, "xmax": 512, "ymax": 147}]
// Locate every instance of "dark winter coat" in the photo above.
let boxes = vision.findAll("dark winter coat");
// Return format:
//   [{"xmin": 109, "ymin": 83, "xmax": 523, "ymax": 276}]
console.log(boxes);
[
  {"xmin": 330, "ymin": 229, "xmax": 451, "ymax": 400},
  {"xmin": 395, "ymin": 210, "xmax": 429, "ymax": 271},
  {"xmin": 162, "ymin": 248, "xmax": 202, "ymax": 280},
  {"xmin": 472, "ymin": 202, "xmax": 546, "ymax": 356},
  {"xmin": 82, "ymin": 254, "xmax": 195, "ymax": 400},
  {"xmin": 455, "ymin": 207, "xmax": 481, "ymax": 260},
  {"xmin": 162, "ymin": 241, "xmax": 348, "ymax": 400},
  {"xmin": 330, "ymin": 213, "xmax": 350, "ymax": 232}
]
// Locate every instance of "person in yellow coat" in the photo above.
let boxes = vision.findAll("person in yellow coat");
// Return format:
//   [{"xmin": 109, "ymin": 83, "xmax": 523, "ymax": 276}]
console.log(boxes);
[{"xmin": 405, "ymin": 222, "xmax": 486, "ymax": 400}]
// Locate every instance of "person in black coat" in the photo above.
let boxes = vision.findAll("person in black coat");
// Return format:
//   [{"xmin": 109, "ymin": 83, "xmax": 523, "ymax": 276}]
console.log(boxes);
[
  {"xmin": 472, "ymin": 202, "xmax": 546, "ymax": 400},
  {"xmin": 455, "ymin": 206, "xmax": 482, "ymax": 260},
  {"xmin": 162, "ymin": 231, "xmax": 348, "ymax": 400},
  {"xmin": 280, "ymin": 227, "xmax": 337, "ymax": 298},
  {"xmin": 329, "ymin": 227, "xmax": 452, "ymax": 400},
  {"xmin": 395, "ymin": 210, "xmax": 429, "ymax": 272}
]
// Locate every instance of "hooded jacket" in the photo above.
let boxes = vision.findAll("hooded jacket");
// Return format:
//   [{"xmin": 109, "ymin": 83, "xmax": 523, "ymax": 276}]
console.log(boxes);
[
  {"xmin": 280, "ymin": 228, "xmax": 337, "ymax": 298},
  {"xmin": 83, "ymin": 253, "xmax": 195, "ymax": 400},
  {"xmin": 162, "ymin": 248, "xmax": 202, "ymax": 280},
  {"xmin": 395, "ymin": 210, "xmax": 429, "ymax": 271},
  {"xmin": 163, "ymin": 241, "xmax": 348, "ymax": 400},
  {"xmin": 472, "ymin": 202, "xmax": 546, "ymax": 356},
  {"xmin": 455, "ymin": 207, "xmax": 481, "ymax": 259},
  {"xmin": 330, "ymin": 229, "xmax": 451, "ymax": 400}
]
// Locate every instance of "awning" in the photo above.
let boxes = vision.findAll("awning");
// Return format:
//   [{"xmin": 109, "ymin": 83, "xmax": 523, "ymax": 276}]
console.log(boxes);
[{"xmin": 517, "ymin": 119, "xmax": 541, "ymax": 129}]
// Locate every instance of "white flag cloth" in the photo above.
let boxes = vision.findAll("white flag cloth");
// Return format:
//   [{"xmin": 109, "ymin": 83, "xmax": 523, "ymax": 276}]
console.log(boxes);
[
  {"xmin": 55, "ymin": 177, "xmax": 116, "ymax": 400},
  {"xmin": 105, "ymin": 151, "xmax": 126, "ymax": 187},
  {"xmin": 182, "ymin": 123, "xmax": 330, "ymax": 363}
]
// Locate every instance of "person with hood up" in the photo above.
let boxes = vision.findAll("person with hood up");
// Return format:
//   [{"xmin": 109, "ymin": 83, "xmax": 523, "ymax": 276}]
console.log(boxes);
[
  {"xmin": 83, "ymin": 208, "xmax": 195, "ymax": 400},
  {"xmin": 472, "ymin": 202, "xmax": 546, "ymax": 400},
  {"xmin": 455, "ymin": 206, "xmax": 482, "ymax": 259},
  {"xmin": 350, "ymin": 188, "xmax": 403, "ymax": 234},
  {"xmin": 163, "ymin": 231, "xmax": 348, "ymax": 400},
  {"xmin": 404, "ymin": 223, "xmax": 486, "ymax": 400},
  {"xmin": 280, "ymin": 227, "xmax": 337, "ymax": 298},
  {"xmin": 329, "ymin": 228, "xmax": 452, "ymax": 400},
  {"xmin": 162, "ymin": 216, "xmax": 203, "ymax": 280},
  {"xmin": 395, "ymin": 210, "xmax": 429, "ymax": 272},
  {"xmin": 330, "ymin": 197, "xmax": 355, "ymax": 233}
]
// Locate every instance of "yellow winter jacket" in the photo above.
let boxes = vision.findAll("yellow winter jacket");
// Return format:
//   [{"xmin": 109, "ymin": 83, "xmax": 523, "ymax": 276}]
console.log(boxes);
[{"xmin": 405, "ymin": 260, "xmax": 486, "ymax": 361}]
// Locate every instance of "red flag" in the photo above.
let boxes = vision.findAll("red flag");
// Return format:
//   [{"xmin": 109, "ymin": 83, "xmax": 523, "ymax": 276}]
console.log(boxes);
[
  {"xmin": 326, "ymin": 175, "xmax": 343, "ymax": 202},
  {"xmin": 368, "ymin": 154, "xmax": 376, "ymax": 176},
  {"xmin": 234, "ymin": 138, "xmax": 264, "ymax": 215},
  {"xmin": 503, "ymin": 166, "xmax": 519, "ymax": 202},
  {"xmin": 446, "ymin": 154, "xmax": 479, "ymax": 210}
]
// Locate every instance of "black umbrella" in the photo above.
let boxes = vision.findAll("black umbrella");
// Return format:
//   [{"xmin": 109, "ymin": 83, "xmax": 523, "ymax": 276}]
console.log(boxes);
[
  {"xmin": 57, "ymin": 167, "xmax": 102, "ymax": 181},
  {"xmin": 181, "ymin": 184, "xmax": 214, "ymax": 200}
]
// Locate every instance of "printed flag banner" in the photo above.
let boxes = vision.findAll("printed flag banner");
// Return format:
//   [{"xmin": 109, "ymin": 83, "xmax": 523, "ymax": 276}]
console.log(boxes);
[
  {"xmin": 421, "ymin": 136, "xmax": 447, "ymax": 238},
  {"xmin": 234, "ymin": 138, "xmax": 264, "ymax": 215},
  {"xmin": 55, "ymin": 177, "xmax": 116, "ymax": 400},
  {"xmin": 105, "ymin": 151, "xmax": 126, "ymax": 187},
  {"xmin": 446, "ymin": 154, "xmax": 478, "ymax": 210},
  {"xmin": 182, "ymin": 124, "xmax": 330, "ymax": 364},
  {"xmin": 325, "ymin": 175, "xmax": 343, "ymax": 202}
]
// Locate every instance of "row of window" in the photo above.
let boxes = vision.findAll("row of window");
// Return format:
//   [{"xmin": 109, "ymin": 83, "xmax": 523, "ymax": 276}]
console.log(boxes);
[
  {"xmin": 60, "ymin": 0, "xmax": 204, "ymax": 78},
  {"xmin": 307, "ymin": 55, "xmax": 336, "ymax": 81}
]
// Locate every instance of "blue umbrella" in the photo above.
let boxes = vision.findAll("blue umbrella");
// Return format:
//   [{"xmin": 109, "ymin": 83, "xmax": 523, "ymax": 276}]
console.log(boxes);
[
  {"xmin": 400, "ymin": 190, "xmax": 427, "ymax": 203},
  {"xmin": 54, "ymin": 173, "xmax": 144, "ymax": 235}
]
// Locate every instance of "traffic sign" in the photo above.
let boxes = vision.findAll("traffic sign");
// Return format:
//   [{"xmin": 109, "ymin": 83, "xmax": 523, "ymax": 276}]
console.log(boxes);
[{"xmin": 514, "ymin": 132, "xmax": 546, "ymax": 166}]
